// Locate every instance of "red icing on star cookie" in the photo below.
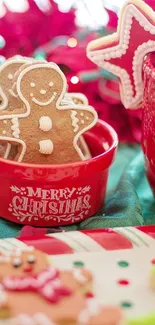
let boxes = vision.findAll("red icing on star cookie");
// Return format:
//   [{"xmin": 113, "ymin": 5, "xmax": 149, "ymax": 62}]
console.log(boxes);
[{"xmin": 87, "ymin": 0, "xmax": 155, "ymax": 109}]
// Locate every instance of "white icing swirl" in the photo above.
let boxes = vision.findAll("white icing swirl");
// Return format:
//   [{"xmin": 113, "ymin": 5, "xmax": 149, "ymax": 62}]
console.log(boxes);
[
  {"xmin": 39, "ymin": 116, "xmax": 52, "ymax": 132},
  {"xmin": 39, "ymin": 139, "xmax": 54, "ymax": 155}
]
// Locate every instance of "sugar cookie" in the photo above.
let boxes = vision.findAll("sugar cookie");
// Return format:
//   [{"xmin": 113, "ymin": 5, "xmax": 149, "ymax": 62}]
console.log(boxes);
[{"xmin": 87, "ymin": 0, "xmax": 155, "ymax": 109}]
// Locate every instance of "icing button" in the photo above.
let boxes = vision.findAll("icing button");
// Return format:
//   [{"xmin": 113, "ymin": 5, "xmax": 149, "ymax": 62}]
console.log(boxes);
[
  {"xmin": 39, "ymin": 139, "xmax": 54, "ymax": 155},
  {"xmin": 8, "ymin": 73, "xmax": 13, "ymax": 80},
  {"xmin": 39, "ymin": 116, "xmax": 52, "ymax": 132}
]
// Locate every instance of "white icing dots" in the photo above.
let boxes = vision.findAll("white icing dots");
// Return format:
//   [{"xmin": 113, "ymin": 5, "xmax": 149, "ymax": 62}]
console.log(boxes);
[
  {"xmin": 2, "ymin": 130, "xmax": 6, "ymax": 135},
  {"xmin": 30, "ymin": 93, "xmax": 33, "ymax": 98},
  {"xmin": 39, "ymin": 139, "xmax": 54, "ymax": 155},
  {"xmin": 3, "ymin": 120, "xmax": 7, "ymax": 124},
  {"xmin": 49, "ymin": 81, "xmax": 54, "ymax": 87},
  {"xmin": 81, "ymin": 120, "xmax": 85, "ymax": 125},
  {"xmin": 30, "ymin": 82, "xmax": 35, "ymax": 88},
  {"xmin": 40, "ymin": 89, "xmax": 46, "ymax": 95},
  {"xmin": 11, "ymin": 117, "xmax": 20, "ymax": 139},
  {"xmin": 80, "ymin": 113, "xmax": 84, "ymax": 117},
  {"xmin": 39, "ymin": 116, "xmax": 52, "ymax": 132},
  {"xmin": 71, "ymin": 110, "xmax": 79, "ymax": 132},
  {"xmin": 86, "ymin": 116, "xmax": 89, "ymax": 121},
  {"xmin": 8, "ymin": 73, "xmax": 13, "ymax": 80}
]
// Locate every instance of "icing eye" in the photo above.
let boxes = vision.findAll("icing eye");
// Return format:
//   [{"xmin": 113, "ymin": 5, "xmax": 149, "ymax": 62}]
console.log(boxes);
[
  {"xmin": 8, "ymin": 73, "xmax": 13, "ymax": 80},
  {"xmin": 30, "ymin": 82, "xmax": 35, "ymax": 88},
  {"xmin": 12, "ymin": 258, "xmax": 22, "ymax": 268},
  {"xmin": 49, "ymin": 82, "xmax": 54, "ymax": 87},
  {"xmin": 27, "ymin": 255, "xmax": 36, "ymax": 264}
]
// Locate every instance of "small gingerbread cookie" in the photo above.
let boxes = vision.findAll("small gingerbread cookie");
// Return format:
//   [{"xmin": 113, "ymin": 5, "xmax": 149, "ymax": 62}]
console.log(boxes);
[
  {"xmin": 61, "ymin": 92, "xmax": 92, "ymax": 160},
  {"xmin": 0, "ymin": 56, "xmax": 32, "ymax": 113},
  {"xmin": 0, "ymin": 62, "xmax": 97, "ymax": 164},
  {"xmin": 0, "ymin": 57, "xmax": 35, "ymax": 160},
  {"xmin": 68, "ymin": 93, "xmax": 92, "ymax": 159},
  {"xmin": 0, "ymin": 247, "xmax": 125, "ymax": 325}
]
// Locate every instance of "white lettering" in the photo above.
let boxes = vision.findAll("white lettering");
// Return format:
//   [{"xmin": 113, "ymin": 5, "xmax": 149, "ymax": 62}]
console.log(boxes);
[
  {"xmin": 41, "ymin": 189, "xmax": 50, "ymax": 200},
  {"xmin": 27, "ymin": 187, "xmax": 42, "ymax": 198},
  {"xmin": 83, "ymin": 195, "xmax": 91, "ymax": 209},
  {"xmin": 12, "ymin": 196, "xmax": 22, "ymax": 209},
  {"xmin": 49, "ymin": 202, "xmax": 58, "ymax": 214}
]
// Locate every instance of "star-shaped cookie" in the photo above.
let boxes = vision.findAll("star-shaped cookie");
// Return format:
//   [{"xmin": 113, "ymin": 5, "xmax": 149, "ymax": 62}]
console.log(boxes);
[{"xmin": 87, "ymin": 0, "xmax": 155, "ymax": 109}]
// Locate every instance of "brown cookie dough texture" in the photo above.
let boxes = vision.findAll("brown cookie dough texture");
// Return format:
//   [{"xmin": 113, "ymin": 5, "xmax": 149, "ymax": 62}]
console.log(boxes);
[
  {"xmin": 0, "ymin": 247, "xmax": 125, "ymax": 325},
  {"xmin": 0, "ymin": 58, "xmax": 98, "ymax": 164}
]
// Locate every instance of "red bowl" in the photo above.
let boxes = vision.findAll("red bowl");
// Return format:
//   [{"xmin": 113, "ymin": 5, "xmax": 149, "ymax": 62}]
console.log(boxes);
[{"xmin": 0, "ymin": 119, "xmax": 118, "ymax": 226}]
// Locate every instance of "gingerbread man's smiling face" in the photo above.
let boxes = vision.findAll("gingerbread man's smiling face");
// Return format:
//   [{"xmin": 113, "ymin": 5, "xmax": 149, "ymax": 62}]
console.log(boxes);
[
  {"xmin": 0, "ymin": 249, "xmax": 49, "ymax": 281},
  {"xmin": 18, "ymin": 64, "xmax": 65, "ymax": 108}
]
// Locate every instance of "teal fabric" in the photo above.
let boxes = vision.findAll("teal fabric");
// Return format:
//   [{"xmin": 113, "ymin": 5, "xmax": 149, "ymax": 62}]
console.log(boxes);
[{"xmin": 0, "ymin": 144, "xmax": 154, "ymax": 238}]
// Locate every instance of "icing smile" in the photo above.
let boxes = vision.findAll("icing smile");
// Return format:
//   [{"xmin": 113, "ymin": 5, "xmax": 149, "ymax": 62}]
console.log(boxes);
[{"xmin": 32, "ymin": 91, "xmax": 57, "ymax": 106}]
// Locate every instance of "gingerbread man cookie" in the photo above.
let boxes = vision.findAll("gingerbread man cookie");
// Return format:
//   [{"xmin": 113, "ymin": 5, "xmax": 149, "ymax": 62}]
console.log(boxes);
[
  {"xmin": 0, "ymin": 57, "xmax": 34, "ymax": 160},
  {"xmin": 0, "ymin": 247, "xmax": 124, "ymax": 325},
  {"xmin": 66, "ymin": 93, "xmax": 92, "ymax": 159},
  {"xmin": 0, "ymin": 63, "xmax": 97, "ymax": 164}
]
